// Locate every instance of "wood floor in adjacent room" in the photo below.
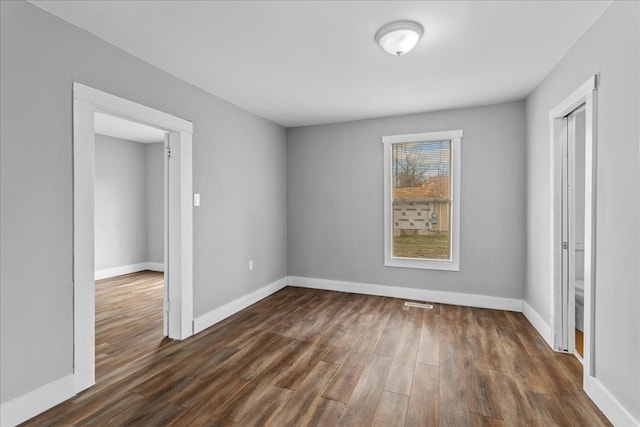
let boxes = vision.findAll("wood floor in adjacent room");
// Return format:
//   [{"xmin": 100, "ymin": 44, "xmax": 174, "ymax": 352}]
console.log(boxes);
[{"xmin": 23, "ymin": 271, "xmax": 610, "ymax": 426}]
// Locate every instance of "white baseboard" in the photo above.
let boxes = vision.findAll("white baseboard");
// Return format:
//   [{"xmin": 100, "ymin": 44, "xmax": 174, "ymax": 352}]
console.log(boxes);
[
  {"xmin": 521, "ymin": 300, "xmax": 553, "ymax": 348},
  {"xmin": 0, "ymin": 374, "xmax": 75, "ymax": 427},
  {"xmin": 584, "ymin": 375, "xmax": 640, "ymax": 426},
  {"xmin": 286, "ymin": 276, "xmax": 522, "ymax": 312},
  {"xmin": 193, "ymin": 277, "xmax": 288, "ymax": 334},
  {"xmin": 144, "ymin": 262, "xmax": 164, "ymax": 272},
  {"xmin": 95, "ymin": 262, "xmax": 164, "ymax": 280}
]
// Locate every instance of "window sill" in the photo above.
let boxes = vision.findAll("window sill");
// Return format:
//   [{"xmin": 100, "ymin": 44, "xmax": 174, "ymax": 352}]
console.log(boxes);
[{"xmin": 384, "ymin": 257, "xmax": 460, "ymax": 271}]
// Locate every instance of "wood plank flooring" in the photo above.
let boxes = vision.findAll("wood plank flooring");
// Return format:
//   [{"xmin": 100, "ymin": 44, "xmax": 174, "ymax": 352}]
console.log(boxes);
[
  {"xmin": 94, "ymin": 271, "xmax": 167, "ymax": 382},
  {"xmin": 576, "ymin": 329, "xmax": 584, "ymax": 357},
  {"xmin": 22, "ymin": 271, "xmax": 611, "ymax": 426}
]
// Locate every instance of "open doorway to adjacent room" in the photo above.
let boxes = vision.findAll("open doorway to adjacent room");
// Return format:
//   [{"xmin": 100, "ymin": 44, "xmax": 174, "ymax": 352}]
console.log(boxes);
[
  {"xmin": 73, "ymin": 83, "xmax": 194, "ymax": 394},
  {"xmin": 562, "ymin": 104, "xmax": 587, "ymax": 359},
  {"xmin": 93, "ymin": 113, "xmax": 168, "ymax": 381},
  {"xmin": 550, "ymin": 76, "xmax": 597, "ymax": 377}
]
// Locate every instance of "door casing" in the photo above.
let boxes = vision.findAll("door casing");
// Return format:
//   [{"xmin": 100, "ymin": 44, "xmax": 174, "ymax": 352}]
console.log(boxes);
[
  {"xmin": 549, "ymin": 75, "xmax": 597, "ymax": 379},
  {"xmin": 73, "ymin": 83, "xmax": 194, "ymax": 393}
]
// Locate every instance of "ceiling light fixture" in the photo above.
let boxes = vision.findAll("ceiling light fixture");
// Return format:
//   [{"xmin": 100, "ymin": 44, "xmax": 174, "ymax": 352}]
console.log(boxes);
[{"xmin": 375, "ymin": 20, "xmax": 424, "ymax": 56}]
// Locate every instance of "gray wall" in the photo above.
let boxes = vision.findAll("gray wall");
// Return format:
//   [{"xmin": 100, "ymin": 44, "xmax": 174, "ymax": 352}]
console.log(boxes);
[
  {"xmin": 95, "ymin": 134, "xmax": 148, "ymax": 271},
  {"xmin": 94, "ymin": 135, "xmax": 164, "ymax": 270},
  {"xmin": 287, "ymin": 101, "xmax": 526, "ymax": 298},
  {"xmin": 145, "ymin": 142, "xmax": 165, "ymax": 264},
  {"xmin": 0, "ymin": 1, "xmax": 287, "ymax": 404},
  {"xmin": 525, "ymin": 1, "xmax": 639, "ymax": 418}
]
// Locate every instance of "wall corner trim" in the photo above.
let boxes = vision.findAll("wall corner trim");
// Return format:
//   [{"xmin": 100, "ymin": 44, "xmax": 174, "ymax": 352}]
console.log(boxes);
[
  {"xmin": 522, "ymin": 300, "xmax": 553, "ymax": 348},
  {"xmin": 193, "ymin": 276, "xmax": 288, "ymax": 334},
  {"xmin": 287, "ymin": 276, "xmax": 522, "ymax": 312},
  {"xmin": 584, "ymin": 376, "xmax": 640, "ymax": 426},
  {"xmin": 0, "ymin": 374, "xmax": 75, "ymax": 427}
]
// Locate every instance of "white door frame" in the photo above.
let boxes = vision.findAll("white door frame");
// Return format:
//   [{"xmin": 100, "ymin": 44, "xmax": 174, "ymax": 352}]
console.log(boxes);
[
  {"xmin": 549, "ymin": 75, "xmax": 597, "ymax": 378},
  {"xmin": 560, "ymin": 111, "xmax": 575, "ymax": 355},
  {"xmin": 73, "ymin": 83, "xmax": 194, "ymax": 393}
]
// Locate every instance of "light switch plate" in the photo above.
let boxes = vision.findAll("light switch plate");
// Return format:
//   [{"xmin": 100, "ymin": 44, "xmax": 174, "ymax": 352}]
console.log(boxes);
[{"xmin": 193, "ymin": 193, "xmax": 200, "ymax": 206}]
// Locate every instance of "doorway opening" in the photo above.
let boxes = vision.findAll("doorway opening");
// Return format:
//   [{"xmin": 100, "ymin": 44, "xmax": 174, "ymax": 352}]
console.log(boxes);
[
  {"xmin": 73, "ymin": 83, "xmax": 194, "ymax": 394},
  {"xmin": 93, "ymin": 113, "xmax": 169, "ymax": 381},
  {"xmin": 550, "ymin": 76, "xmax": 597, "ymax": 380},
  {"xmin": 562, "ymin": 104, "xmax": 586, "ymax": 359}
]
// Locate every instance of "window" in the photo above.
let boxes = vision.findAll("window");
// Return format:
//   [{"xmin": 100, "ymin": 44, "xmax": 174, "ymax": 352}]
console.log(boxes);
[{"xmin": 383, "ymin": 130, "xmax": 462, "ymax": 271}]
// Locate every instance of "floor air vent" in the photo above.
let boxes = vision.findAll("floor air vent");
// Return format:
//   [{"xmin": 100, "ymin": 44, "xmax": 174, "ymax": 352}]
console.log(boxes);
[{"xmin": 404, "ymin": 301, "xmax": 434, "ymax": 309}]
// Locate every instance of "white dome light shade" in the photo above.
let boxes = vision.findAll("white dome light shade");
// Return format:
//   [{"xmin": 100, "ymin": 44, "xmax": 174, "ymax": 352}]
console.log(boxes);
[{"xmin": 375, "ymin": 21, "xmax": 424, "ymax": 56}]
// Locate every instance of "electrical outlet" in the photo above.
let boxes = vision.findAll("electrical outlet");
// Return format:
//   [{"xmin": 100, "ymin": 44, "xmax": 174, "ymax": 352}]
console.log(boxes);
[
  {"xmin": 248, "ymin": 260, "xmax": 254, "ymax": 271},
  {"xmin": 193, "ymin": 193, "xmax": 200, "ymax": 206}
]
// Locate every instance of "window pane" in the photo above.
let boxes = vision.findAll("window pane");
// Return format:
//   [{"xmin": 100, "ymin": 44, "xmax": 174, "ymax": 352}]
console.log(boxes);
[{"xmin": 392, "ymin": 140, "xmax": 451, "ymax": 260}]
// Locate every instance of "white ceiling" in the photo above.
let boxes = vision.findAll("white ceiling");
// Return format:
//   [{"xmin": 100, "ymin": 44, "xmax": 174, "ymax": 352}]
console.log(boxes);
[
  {"xmin": 95, "ymin": 113, "xmax": 166, "ymax": 143},
  {"xmin": 32, "ymin": 1, "xmax": 611, "ymax": 128}
]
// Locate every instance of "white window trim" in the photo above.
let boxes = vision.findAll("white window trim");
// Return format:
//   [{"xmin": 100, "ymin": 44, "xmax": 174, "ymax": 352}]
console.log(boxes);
[{"xmin": 383, "ymin": 130, "xmax": 462, "ymax": 271}]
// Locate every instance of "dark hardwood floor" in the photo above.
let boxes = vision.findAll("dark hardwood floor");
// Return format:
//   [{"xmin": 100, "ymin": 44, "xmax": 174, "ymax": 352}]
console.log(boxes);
[
  {"xmin": 23, "ymin": 271, "xmax": 611, "ymax": 426},
  {"xmin": 94, "ymin": 271, "xmax": 166, "ymax": 382}
]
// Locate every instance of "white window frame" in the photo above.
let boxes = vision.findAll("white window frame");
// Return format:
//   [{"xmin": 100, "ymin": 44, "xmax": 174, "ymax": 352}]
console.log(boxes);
[{"xmin": 383, "ymin": 130, "xmax": 462, "ymax": 271}]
